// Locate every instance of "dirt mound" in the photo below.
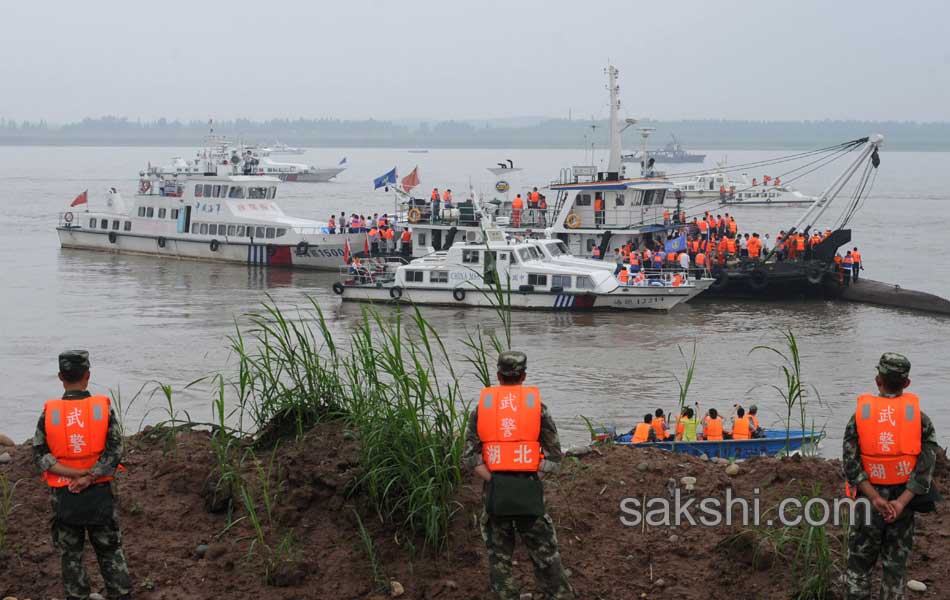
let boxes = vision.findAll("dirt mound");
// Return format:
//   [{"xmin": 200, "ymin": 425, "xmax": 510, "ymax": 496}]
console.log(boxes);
[{"xmin": 2, "ymin": 428, "xmax": 948, "ymax": 599}]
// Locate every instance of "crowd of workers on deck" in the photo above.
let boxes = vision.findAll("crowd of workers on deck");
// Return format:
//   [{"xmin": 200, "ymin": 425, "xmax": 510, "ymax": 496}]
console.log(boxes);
[{"xmin": 630, "ymin": 404, "xmax": 766, "ymax": 443}]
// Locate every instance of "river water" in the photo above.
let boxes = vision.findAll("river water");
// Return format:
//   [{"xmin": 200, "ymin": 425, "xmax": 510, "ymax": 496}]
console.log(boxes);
[{"xmin": 2, "ymin": 145, "xmax": 949, "ymax": 453}]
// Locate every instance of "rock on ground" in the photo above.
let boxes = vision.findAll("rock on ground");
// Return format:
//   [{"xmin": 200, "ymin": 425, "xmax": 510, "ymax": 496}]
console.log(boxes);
[{"xmin": 907, "ymin": 580, "xmax": 927, "ymax": 592}]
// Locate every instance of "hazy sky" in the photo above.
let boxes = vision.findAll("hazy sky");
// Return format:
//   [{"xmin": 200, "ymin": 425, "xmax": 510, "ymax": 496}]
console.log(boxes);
[{"xmin": 4, "ymin": 0, "xmax": 948, "ymax": 123}]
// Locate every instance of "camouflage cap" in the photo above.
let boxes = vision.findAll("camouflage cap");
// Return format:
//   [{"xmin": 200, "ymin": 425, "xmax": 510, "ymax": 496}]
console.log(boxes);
[
  {"xmin": 58, "ymin": 349, "xmax": 90, "ymax": 374},
  {"xmin": 877, "ymin": 352, "xmax": 910, "ymax": 377},
  {"xmin": 497, "ymin": 350, "xmax": 527, "ymax": 377}
]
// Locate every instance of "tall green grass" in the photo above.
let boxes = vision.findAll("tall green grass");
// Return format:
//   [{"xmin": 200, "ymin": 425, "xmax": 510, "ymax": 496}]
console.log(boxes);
[{"xmin": 0, "ymin": 473, "xmax": 21, "ymax": 553}]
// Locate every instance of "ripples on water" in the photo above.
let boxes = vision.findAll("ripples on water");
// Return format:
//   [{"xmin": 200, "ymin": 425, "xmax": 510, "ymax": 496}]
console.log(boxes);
[{"xmin": 1, "ymin": 146, "xmax": 948, "ymax": 453}]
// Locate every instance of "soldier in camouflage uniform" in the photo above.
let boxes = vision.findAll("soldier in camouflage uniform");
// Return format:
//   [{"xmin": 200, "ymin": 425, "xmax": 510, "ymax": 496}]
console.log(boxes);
[
  {"xmin": 462, "ymin": 351, "xmax": 574, "ymax": 600},
  {"xmin": 33, "ymin": 350, "xmax": 133, "ymax": 600},
  {"xmin": 842, "ymin": 353, "xmax": 938, "ymax": 600}
]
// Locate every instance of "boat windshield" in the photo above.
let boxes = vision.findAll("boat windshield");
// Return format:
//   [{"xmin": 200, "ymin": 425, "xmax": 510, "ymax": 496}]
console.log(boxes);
[
  {"xmin": 545, "ymin": 241, "xmax": 568, "ymax": 257},
  {"xmin": 517, "ymin": 247, "xmax": 542, "ymax": 262}
]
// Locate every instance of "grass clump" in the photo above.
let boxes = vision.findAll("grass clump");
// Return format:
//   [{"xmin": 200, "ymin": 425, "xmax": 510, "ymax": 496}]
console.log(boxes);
[{"xmin": 0, "ymin": 473, "xmax": 22, "ymax": 553}]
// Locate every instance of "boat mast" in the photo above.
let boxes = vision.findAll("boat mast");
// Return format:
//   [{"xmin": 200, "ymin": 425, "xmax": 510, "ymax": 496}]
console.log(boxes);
[{"xmin": 606, "ymin": 65, "xmax": 622, "ymax": 175}]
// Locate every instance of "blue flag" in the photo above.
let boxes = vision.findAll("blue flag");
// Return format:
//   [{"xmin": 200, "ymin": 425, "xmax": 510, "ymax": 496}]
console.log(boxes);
[
  {"xmin": 664, "ymin": 234, "xmax": 687, "ymax": 254},
  {"xmin": 338, "ymin": 157, "xmax": 347, "ymax": 166},
  {"xmin": 373, "ymin": 167, "xmax": 397, "ymax": 189}
]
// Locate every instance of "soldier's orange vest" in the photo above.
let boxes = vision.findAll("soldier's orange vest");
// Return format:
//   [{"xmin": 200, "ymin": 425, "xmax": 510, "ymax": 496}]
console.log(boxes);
[
  {"xmin": 704, "ymin": 416, "xmax": 724, "ymax": 441},
  {"xmin": 43, "ymin": 396, "xmax": 113, "ymax": 488},
  {"xmin": 651, "ymin": 416, "xmax": 667, "ymax": 439},
  {"xmin": 732, "ymin": 416, "xmax": 751, "ymax": 440},
  {"xmin": 477, "ymin": 385, "xmax": 542, "ymax": 472},
  {"xmin": 632, "ymin": 422, "xmax": 653, "ymax": 443},
  {"xmin": 855, "ymin": 393, "xmax": 921, "ymax": 485}
]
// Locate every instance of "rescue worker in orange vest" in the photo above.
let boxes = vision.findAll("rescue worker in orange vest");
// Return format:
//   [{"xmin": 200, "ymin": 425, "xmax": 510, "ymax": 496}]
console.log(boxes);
[
  {"xmin": 462, "ymin": 351, "xmax": 575, "ymax": 599},
  {"xmin": 730, "ymin": 406, "xmax": 753, "ymax": 440},
  {"xmin": 443, "ymin": 188, "xmax": 453, "ymax": 209},
  {"xmin": 617, "ymin": 266, "xmax": 630, "ymax": 284},
  {"xmin": 652, "ymin": 409, "xmax": 674, "ymax": 441},
  {"xmin": 834, "ymin": 253, "xmax": 845, "ymax": 285},
  {"xmin": 33, "ymin": 350, "xmax": 132, "ymax": 600},
  {"xmin": 511, "ymin": 194, "xmax": 524, "ymax": 227},
  {"xmin": 747, "ymin": 404, "xmax": 764, "ymax": 438},
  {"xmin": 851, "ymin": 246, "xmax": 863, "ymax": 282},
  {"xmin": 843, "ymin": 353, "xmax": 938, "ymax": 600},
  {"xmin": 663, "ymin": 209, "xmax": 670, "ymax": 226},
  {"xmin": 327, "ymin": 215, "xmax": 336, "ymax": 234},
  {"xmin": 594, "ymin": 194, "xmax": 605, "ymax": 226},
  {"xmin": 382, "ymin": 226, "xmax": 395, "ymax": 252},
  {"xmin": 702, "ymin": 408, "xmax": 724, "ymax": 441},
  {"xmin": 368, "ymin": 225, "xmax": 380, "ymax": 255},
  {"xmin": 592, "ymin": 244, "xmax": 601, "ymax": 259},
  {"xmin": 399, "ymin": 228, "xmax": 412, "ymax": 256},
  {"xmin": 747, "ymin": 233, "xmax": 762, "ymax": 260},
  {"xmin": 631, "ymin": 414, "xmax": 658, "ymax": 443},
  {"xmin": 728, "ymin": 216, "xmax": 738, "ymax": 236},
  {"xmin": 537, "ymin": 194, "xmax": 548, "ymax": 226},
  {"xmin": 629, "ymin": 252, "xmax": 641, "ymax": 274},
  {"xmin": 430, "ymin": 188, "xmax": 442, "ymax": 223},
  {"xmin": 719, "ymin": 184, "xmax": 726, "ymax": 201},
  {"xmin": 843, "ymin": 251, "xmax": 854, "ymax": 287},
  {"xmin": 528, "ymin": 187, "xmax": 540, "ymax": 209}
]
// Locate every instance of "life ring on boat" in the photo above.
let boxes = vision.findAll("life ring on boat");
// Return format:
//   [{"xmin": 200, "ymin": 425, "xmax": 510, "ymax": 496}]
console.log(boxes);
[
  {"xmin": 565, "ymin": 213, "xmax": 582, "ymax": 229},
  {"xmin": 266, "ymin": 244, "xmax": 277, "ymax": 257},
  {"xmin": 108, "ymin": 231, "xmax": 117, "ymax": 244},
  {"xmin": 139, "ymin": 180, "xmax": 151, "ymax": 194},
  {"xmin": 210, "ymin": 239, "xmax": 220, "ymax": 252},
  {"xmin": 295, "ymin": 241, "xmax": 310, "ymax": 256},
  {"xmin": 408, "ymin": 208, "xmax": 422, "ymax": 223},
  {"xmin": 157, "ymin": 237, "xmax": 166, "ymax": 248},
  {"xmin": 806, "ymin": 265, "xmax": 825, "ymax": 285},
  {"xmin": 390, "ymin": 286, "xmax": 403, "ymax": 300},
  {"xmin": 63, "ymin": 211, "xmax": 74, "ymax": 224},
  {"xmin": 709, "ymin": 267, "xmax": 729, "ymax": 291},
  {"xmin": 452, "ymin": 288, "xmax": 466, "ymax": 302},
  {"xmin": 332, "ymin": 282, "xmax": 345, "ymax": 295},
  {"xmin": 748, "ymin": 268, "xmax": 769, "ymax": 291}
]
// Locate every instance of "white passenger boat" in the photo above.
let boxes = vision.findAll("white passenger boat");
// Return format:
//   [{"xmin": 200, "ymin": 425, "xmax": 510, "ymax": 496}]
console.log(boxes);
[
  {"xmin": 265, "ymin": 142, "xmax": 307, "ymax": 155},
  {"xmin": 671, "ymin": 172, "xmax": 816, "ymax": 206},
  {"xmin": 57, "ymin": 167, "xmax": 373, "ymax": 270},
  {"xmin": 333, "ymin": 230, "xmax": 710, "ymax": 311},
  {"xmin": 154, "ymin": 139, "xmax": 344, "ymax": 182}
]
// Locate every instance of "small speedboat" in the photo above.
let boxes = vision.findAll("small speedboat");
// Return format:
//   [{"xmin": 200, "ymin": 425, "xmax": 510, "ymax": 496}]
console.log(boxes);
[{"xmin": 597, "ymin": 427, "xmax": 824, "ymax": 459}]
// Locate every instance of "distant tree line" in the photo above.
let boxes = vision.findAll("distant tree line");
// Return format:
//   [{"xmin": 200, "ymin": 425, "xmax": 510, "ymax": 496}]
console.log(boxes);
[{"xmin": 0, "ymin": 116, "xmax": 947, "ymax": 150}]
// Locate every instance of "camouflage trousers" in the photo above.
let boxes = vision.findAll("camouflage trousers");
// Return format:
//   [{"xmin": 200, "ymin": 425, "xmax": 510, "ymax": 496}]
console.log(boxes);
[
  {"xmin": 479, "ymin": 509, "xmax": 574, "ymax": 600},
  {"xmin": 52, "ymin": 516, "xmax": 133, "ymax": 600},
  {"xmin": 845, "ymin": 502, "xmax": 915, "ymax": 600}
]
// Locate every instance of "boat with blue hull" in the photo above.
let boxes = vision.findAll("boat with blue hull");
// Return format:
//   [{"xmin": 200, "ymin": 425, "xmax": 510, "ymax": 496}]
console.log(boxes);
[{"xmin": 608, "ymin": 429, "xmax": 825, "ymax": 460}]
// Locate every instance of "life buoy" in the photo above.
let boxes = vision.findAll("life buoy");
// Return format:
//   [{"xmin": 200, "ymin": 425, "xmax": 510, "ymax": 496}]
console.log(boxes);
[
  {"xmin": 157, "ymin": 237, "xmax": 166, "ymax": 248},
  {"xmin": 332, "ymin": 282, "xmax": 345, "ymax": 295},
  {"xmin": 390, "ymin": 286, "xmax": 403, "ymax": 300},
  {"xmin": 108, "ymin": 231, "xmax": 117, "ymax": 244},
  {"xmin": 63, "ymin": 211, "xmax": 74, "ymax": 224},
  {"xmin": 266, "ymin": 244, "xmax": 277, "ymax": 257},
  {"xmin": 408, "ymin": 208, "xmax": 422, "ymax": 223},
  {"xmin": 806, "ymin": 265, "xmax": 824, "ymax": 285},
  {"xmin": 710, "ymin": 267, "xmax": 729, "ymax": 291},
  {"xmin": 748, "ymin": 268, "xmax": 769, "ymax": 291},
  {"xmin": 565, "ymin": 213, "xmax": 582, "ymax": 229},
  {"xmin": 210, "ymin": 239, "xmax": 220, "ymax": 252},
  {"xmin": 296, "ymin": 241, "xmax": 310, "ymax": 256},
  {"xmin": 452, "ymin": 288, "xmax": 466, "ymax": 302},
  {"xmin": 139, "ymin": 180, "xmax": 152, "ymax": 194}
]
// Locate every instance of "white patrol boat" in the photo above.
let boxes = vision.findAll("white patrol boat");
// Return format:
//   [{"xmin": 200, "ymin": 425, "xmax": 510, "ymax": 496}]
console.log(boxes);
[
  {"xmin": 671, "ymin": 171, "xmax": 816, "ymax": 206},
  {"xmin": 333, "ymin": 229, "xmax": 710, "ymax": 311},
  {"xmin": 56, "ymin": 168, "xmax": 372, "ymax": 270}
]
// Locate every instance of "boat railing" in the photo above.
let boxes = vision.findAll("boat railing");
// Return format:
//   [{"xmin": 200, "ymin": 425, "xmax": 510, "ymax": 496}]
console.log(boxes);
[
  {"xmin": 338, "ymin": 264, "xmax": 396, "ymax": 286},
  {"xmin": 615, "ymin": 268, "xmax": 705, "ymax": 287}
]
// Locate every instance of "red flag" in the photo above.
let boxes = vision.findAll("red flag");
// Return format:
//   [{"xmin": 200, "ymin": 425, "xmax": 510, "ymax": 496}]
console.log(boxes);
[
  {"xmin": 401, "ymin": 166, "xmax": 420, "ymax": 193},
  {"xmin": 343, "ymin": 238, "xmax": 351, "ymax": 264},
  {"xmin": 70, "ymin": 190, "xmax": 88, "ymax": 207},
  {"xmin": 363, "ymin": 234, "xmax": 370, "ymax": 254}
]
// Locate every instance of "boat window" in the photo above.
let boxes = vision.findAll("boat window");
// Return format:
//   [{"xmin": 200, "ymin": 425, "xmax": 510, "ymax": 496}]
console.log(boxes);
[
  {"xmin": 655, "ymin": 189, "xmax": 667, "ymax": 205},
  {"xmin": 200, "ymin": 223, "xmax": 208, "ymax": 235},
  {"xmin": 212, "ymin": 185, "xmax": 221, "ymax": 198},
  {"xmin": 276, "ymin": 228, "xmax": 286, "ymax": 238},
  {"xmin": 265, "ymin": 227, "xmax": 275, "ymax": 239},
  {"xmin": 551, "ymin": 274, "xmax": 571, "ymax": 289},
  {"xmin": 249, "ymin": 187, "xmax": 268, "ymax": 200},
  {"xmin": 138, "ymin": 207, "xmax": 146, "ymax": 217},
  {"xmin": 112, "ymin": 220, "xmax": 120, "ymax": 230},
  {"xmin": 195, "ymin": 185, "xmax": 203, "ymax": 197},
  {"xmin": 227, "ymin": 225, "xmax": 236, "ymax": 236},
  {"xmin": 517, "ymin": 248, "xmax": 533, "ymax": 262},
  {"xmin": 203, "ymin": 184, "xmax": 213, "ymax": 198},
  {"xmin": 158, "ymin": 208, "xmax": 167, "ymax": 219},
  {"xmin": 615, "ymin": 194, "xmax": 625, "ymax": 207},
  {"xmin": 462, "ymin": 250, "xmax": 480, "ymax": 264},
  {"xmin": 228, "ymin": 186, "xmax": 245, "ymax": 199},
  {"xmin": 191, "ymin": 223, "xmax": 199, "ymax": 233},
  {"xmin": 417, "ymin": 233, "xmax": 426, "ymax": 247},
  {"xmin": 209, "ymin": 224, "xmax": 218, "ymax": 235},
  {"xmin": 269, "ymin": 186, "xmax": 278, "ymax": 199},
  {"xmin": 236, "ymin": 225, "xmax": 246, "ymax": 237},
  {"xmin": 405, "ymin": 270, "xmax": 424, "ymax": 282},
  {"xmin": 255, "ymin": 226, "xmax": 265, "ymax": 238},
  {"xmin": 498, "ymin": 252, "xmax": 508, "ymax": 261},
  {"xmin": 146, "ymin": 207, "xmax": 154, "ymax": 218},
  {"xmin": 124, "ymin": 221, "xmax": 131, "ymax": 231},
  {"xmin": 575, "ymin": 193, "xmax": 591, "ymax": 207},
  {"xmin": 553, "ymin": 241, "xmax": 569, "ymax": 256},
  {"xmin": 430, "ymin": 270, "xmax": 448, "ymax": 283},
  {"xmin": 170, "ymin": 209, "xmax": 179, "ymax": 219},
  {"xmin": 100, "ymin": 219, "xmax": 109, "ymax": 230},
  {"xmin": 575, "ymin": 276, "xmax": 594, "ymax": 290},
  {"xmin": 642, "ymin": 190, "xmax": 656, "ymax": 206},
  {"xmin": 88, "ymin": 218, "xmax": 96, "ymax": 227},
  {"xmin": 528, "ymin": 273, "xmax": 547, "ymax": 286}
]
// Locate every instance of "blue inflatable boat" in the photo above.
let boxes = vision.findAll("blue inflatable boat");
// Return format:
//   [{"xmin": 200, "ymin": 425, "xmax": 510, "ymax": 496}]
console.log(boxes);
[{"xmin": 602, "ymin": 428, "xmax": 825, "ymax": 460}]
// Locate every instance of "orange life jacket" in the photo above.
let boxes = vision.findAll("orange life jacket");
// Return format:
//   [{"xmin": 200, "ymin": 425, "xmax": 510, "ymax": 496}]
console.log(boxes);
[
  {"xmin": 844, "ymin": 256, "xmax": 854, "ymax": 266},
  {"xmin": 383, "ymin": 228, "xmax": 394, "ymax": 240},
  {"xmin": 695, "ymin": 253, "xmax": 707, "ymax": 267},
  {"xmin": 43, "ymin": 396, "xmax": 113, "ymax": 488},
  {"xmin": 328, "ymin": 218, "xmax": 336, "ymax": 228},
  {"xmin": 698, "ymin": 220, "xmax": 708, "ymax": 233},
  {"xmin": 704, "ymin": 416, "xmax": 724, "ymax": 441},
  {"xmin": 663, "ymin": 210, "xmax": 670, "ymax": 221},
  {"xmin": 672, "ymin": 274, "xmax": 683, "ymax": 287},
  {"xmin": 728, "ymin": 220, "xmax": 737, "ymax": 234},
  {"xmin": 444, "ymin": 191, "xmax": 453, "ymax": 203},
  {"xmin": 512, "ymin": 196, "xmax": 524, "ymax": 210},
  {"xmin": 539, "ymin": 198, "xmax": 547, "ymax": 210},
  {"xmin": 732, "ymin": 416, "xmax": 751, "ymax": 440},
  {"xmin": 400, "ymin": 230, "xmax": 411, "ymax": 242},
  {"xmin": 667, "ymin": 252, "xmax": 678, "ymax": 263},
  {"xmin": 431, "ymin": 190, "xmax": 440, "ymax": 201},
  {"xmin": 852, "ymin": 251, "xmax": 862, "ymax": 263},
  {"xmin": 855, "ymin": 393, "xmax": 921, "ymax": 485},
  {"xmin": 369, "ymin": 227, "xmax": 379, "ymax": 239},
  {"xmin": 594, "ymin": 198, "xmax": 604, "ymax": 211},
  {"xmin": 726, "ymin": 238, "xmax": 737, "ymax": 254},
  {"xmin": 618, "ymin": 269, "xmax": 629, "ymax": 283},
  {"xmin": 652, "ymin": 417, "xmax": 667, "ymax": 439},
  {"xmin": 630, "ymin": 255, "xmax": 640, "ymax": 266},
  {"xmin": 632, "ymin": 422, "xmax": 653, "ymax": 443},
  {"xmin": 749, "ymin": 414, "xmax": 760, "ymax": 430},
  {"xmin": 529, "ymin": 191, "xmax": 539, "ymax": 203},
  {"xmin": 796, "ymin": 236, "xmax": 806, "ymax": 251},
  {"xmin": 592, "ymin": 247, "xmax": 601, "ymax": 257},
  {"xmin": 477, "ymin": 385, "xmax": 543, "ymax": 472}
]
